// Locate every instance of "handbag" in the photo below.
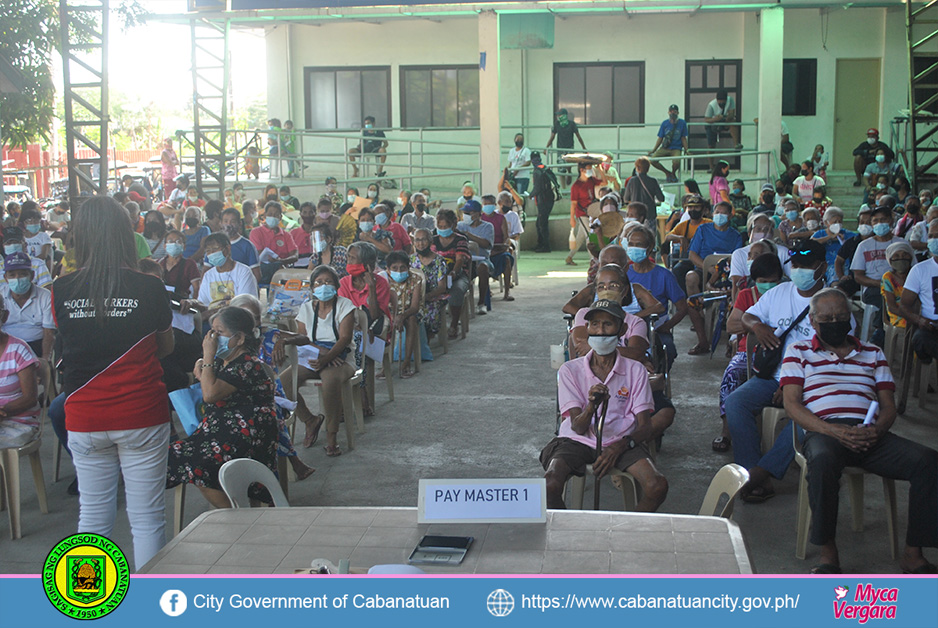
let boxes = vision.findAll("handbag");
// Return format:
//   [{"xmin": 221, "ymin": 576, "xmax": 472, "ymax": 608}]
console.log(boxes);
[{"xmin": 751, "ymin": 305, "xmax": 810, "ymax": 379}]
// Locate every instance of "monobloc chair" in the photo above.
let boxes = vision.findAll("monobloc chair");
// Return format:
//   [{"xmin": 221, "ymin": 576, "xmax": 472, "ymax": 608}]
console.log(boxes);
[
  {"xmin": 0, "ymin": 360, "xmax": 52, "ymax": 539},
  {"xmin": 219, "ymin": 458, "xmax": 290, "ymax": 508},
  {"xmin": 744, "ymin": 343, "xmax": 789, "ymax": 453},
  {"xmin": 564, "ymin": 466, "xmax": 641, "ymax": 511},
  {"xmin": 699, "ymin": 463, "xmax": 749, "ymax": 519},
  {"xmin": 389, "ymin": 268, "xmax": 426, "ymax": 375},
  {"xmin": 792, "ymin": 424, "xmax": 898, "ymax": 560}
]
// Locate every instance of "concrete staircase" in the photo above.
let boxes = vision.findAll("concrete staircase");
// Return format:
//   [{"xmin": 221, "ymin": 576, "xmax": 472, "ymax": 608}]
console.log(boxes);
[{"xmin": 821, "ymin": 171, "xmax": 868, "ymax": 229}]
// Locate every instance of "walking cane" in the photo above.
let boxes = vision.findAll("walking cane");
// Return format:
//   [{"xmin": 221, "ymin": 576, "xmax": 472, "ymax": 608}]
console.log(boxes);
[{"xmin": 593, "ymin": 396, "xmax": 610, "ymax": 510}]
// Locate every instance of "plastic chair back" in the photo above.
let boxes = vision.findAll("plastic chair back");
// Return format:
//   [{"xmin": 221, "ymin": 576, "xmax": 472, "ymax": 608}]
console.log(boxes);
[
  {"xmin": 218, "ymin": 458, "xmax": 290, "ymax": 508},
  {"xmin": 698, "ymin": 463, "xmax": 749, "ymax": 518}
]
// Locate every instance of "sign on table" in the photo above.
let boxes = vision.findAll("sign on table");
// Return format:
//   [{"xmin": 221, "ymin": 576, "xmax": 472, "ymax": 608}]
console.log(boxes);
[{"xmin": 418, "ymin": 478, "xmax": 546, "ymax": 524}]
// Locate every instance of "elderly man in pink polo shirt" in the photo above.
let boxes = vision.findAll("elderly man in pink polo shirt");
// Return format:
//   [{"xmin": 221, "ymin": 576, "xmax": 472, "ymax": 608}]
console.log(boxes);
[
  {"xmin": 541, "ymin": 299, "xmax": 668, "ymax": 511},
  {"xmin": 249, "ymin": 201, "xmax": 299, "ymax": 285}
]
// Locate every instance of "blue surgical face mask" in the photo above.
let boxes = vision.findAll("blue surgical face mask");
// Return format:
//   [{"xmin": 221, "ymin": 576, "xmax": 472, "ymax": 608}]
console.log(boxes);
[
  {"xmin": 786, "ymin": 210, "xmax": 799, "ymax": 222},
  {"xmin": 713, "ymin": 213, "xmax": 729, "ymax": 227},
  {"xmin": 437, "ymin": 227, "xmax": 453, "ymax": 238},
  {"xmin": 790, "ymin": 266, "xmax": 819, "ymax": 291},
  {"xmin": 872, "ymin": 222, "xmax": 891, "ymax": 237},
  {"xmin": 626, "ymin": 247, "xmax": 648, "ymax": 264},
  {"xmin": 375, "ymin": 213, "xmax": 389, "ymax": 226},
  {"xmin": 215, "ymin": 334, "xmax": 231, "ymax": 359},
  {"xmin": 206, "ymin": 251, "xmax": 227, "ymax": 267},
  {"xmin": 359, "ymin": 221, "xmax": 374, "ymax": 232},
  {"xmin": 928, "ymin": 238, "xmax": 938, "ymax": 257},
  {"xmin": 165, "ymin": 242, "xmax": 184, "ymax": 257},
  {"xmin": 390, "ymin": 270, "xmax": 409, "ymax": 283},
  {"xmin": 8, "ymin": 276, "xmax": 31, "ymax": 295},
  {"xmin": 25, "ymin": 223, "xmax": 41, "ymax": 235},
  {"xmin": 347, "ymin": 194, "xmax": 356, "ymax": 203},
  {"xmin": 265, "ymin": 216, "xmax": 279, "ymax": 229},
  {"xmin": 313, "ymin": 284, "xmax": 337, "ymax": 301},
  {"xmin": 732, "ymin": 188, "xmax": 742, "ymax": 195},
  {"xmin": 482, "ymin": 204, "xmax": 496, "ymax": 215},
  {"xmin": 3, "ymin": 244, "xmax": 23, "ymax": 256}
]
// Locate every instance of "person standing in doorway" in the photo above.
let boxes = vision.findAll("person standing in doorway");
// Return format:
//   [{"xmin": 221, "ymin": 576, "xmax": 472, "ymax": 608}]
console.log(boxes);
[
  {"xmin": 649, "ymin": 105, "xmax": 689, "ymax": 184},
  {"xmin": 704, "ymin": 89, "xmax": 741, "ymax": 169},
  {"xmin": 545, "ymin": 109, "xmax": 587, "ymax": 188}
]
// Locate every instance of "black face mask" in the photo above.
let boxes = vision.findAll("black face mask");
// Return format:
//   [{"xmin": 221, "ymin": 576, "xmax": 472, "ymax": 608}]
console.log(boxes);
[
  {"xmin": 776, "ymin": 187, "xmax": 785, "ymax": 194},
  {"xmin": 185, "ymin": 217, "xmax": 199, "ymax": 228},
  {"xmin": 515, "ymin": 139, "xmax": 524, "ymax": 147},
  {"xmin": 762, "ymin": 193, "xmax": 774, "ymax": 204},
  {"xmin": 818, "ymin": 320, "xmax": 852, "ymax": 347},
  {"xmin": 689, "ymin": 209, "xmax": 702, "ymax": 221},
  {"xmin": 800, "ymin": 170, "xmax": 808, "ymax": 176},
  {"xmin": 416, "ymin": 246, "xmax": 432, "ymax": 256}
]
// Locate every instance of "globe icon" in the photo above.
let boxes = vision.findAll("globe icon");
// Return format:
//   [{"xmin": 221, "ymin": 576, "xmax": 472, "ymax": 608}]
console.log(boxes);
[{"xmin": 487, "ymin": 589, "xmax": 514, "ymax": 617}]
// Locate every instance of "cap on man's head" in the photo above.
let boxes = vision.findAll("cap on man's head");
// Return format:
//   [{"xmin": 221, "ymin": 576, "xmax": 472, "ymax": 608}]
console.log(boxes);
[
  {"xmin": 867, "ymin": 128, "xmax": 879, "ymax": 137},
  {"xmin": 788, "ymin": 239, "xmax": 826, "ymax": 266},
  {"xmin": 685, "ymin": 194, "xmax": 705, "ymax": 206},
  {"xmin": 585, "ymin": 299, "xmax": 625, "ymax": 322},
  {"xmin": 761, "ymin": 183, "xmax": 775, "ymax": 193},
  {"xmin": 3, "ymin": 252, "xmax": 32, "ymax": 272},
  {"xmin": 669, "ymin": 104, "xmax": 679, "ymax": 112},
  {"xmin": 556, "ymin": 108, "xmax": 568, "ymax": 116},
  {"xmin": 463, "ymin": 200, "xmax": 482, "ymax": 214}
]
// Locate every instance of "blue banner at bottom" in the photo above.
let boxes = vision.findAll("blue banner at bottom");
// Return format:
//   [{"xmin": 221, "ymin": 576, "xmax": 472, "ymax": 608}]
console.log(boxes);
[{"xmin": 2, "ymin": 575, "xmax": 936, "ymax": 627}]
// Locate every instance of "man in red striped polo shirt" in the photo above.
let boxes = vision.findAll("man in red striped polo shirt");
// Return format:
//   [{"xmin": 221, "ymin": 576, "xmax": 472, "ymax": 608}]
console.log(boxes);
[{"xmin": 781, "ymin": 288, "xmax": 937, "ymax": 574}]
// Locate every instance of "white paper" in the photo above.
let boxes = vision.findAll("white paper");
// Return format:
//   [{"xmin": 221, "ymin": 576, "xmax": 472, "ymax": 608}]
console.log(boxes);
[
  {"xmin": 171, "ymin": 311, "xmax": 196, "ymax": 335},
  {"xmin": 297, "ymin": 344, "xmax": 320, "ymax": 366},
  {"xmin": 663, "ymin": 191, "xmax": 675, "ymax": 208},
  {"xmin": 365, "ymin": 335, "xmax": 386, "ymax": 362},
  {"xmin": 258, "ymin": 247, "xmax": 280, "ymax": 264}
]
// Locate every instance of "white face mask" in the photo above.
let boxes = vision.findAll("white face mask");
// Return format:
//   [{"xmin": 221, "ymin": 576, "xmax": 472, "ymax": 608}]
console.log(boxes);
[
  {"xmin": 867, "ymin": 137, "xmax": 876, "ymax": 145},
  {"xmin": 829, "ymin": 222, "xmax": 842, "ymax": 235},
  {"xmin": 806, "ymin": 219, "xmax": 819, "ymax": 231},
  {"xmin": 858, "ymin": 224, "xmax": 873, "ymax": 237},
  {"xmin": 587, "ymin": 335, "xmax": 619, "ymax": 355}
]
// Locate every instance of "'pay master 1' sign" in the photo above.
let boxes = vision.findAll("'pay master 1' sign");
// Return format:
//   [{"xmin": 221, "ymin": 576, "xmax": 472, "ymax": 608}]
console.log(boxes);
[{"xmin": 418, "ymin": 479, "xmax": 546, "ymax": 524}]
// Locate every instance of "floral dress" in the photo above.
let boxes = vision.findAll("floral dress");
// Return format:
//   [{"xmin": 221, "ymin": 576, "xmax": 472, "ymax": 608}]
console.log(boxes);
[
  {"xmin": 355, "ymin": 228, "xmax": 394, "ymax": 265},
  {"xmin": 410, "ymin": 253, "xmax": 447, "ymax": 334},
  {"xmin": 309, "ymin": 245, "xmax": 349, "ymax": 278},
  {"xmin": 166, "ymin": 353, "xmax": 279, "ymax": 491},
  {"xmin": 389, "ymin": 273, "xmax": 422, "ymax": 321}
]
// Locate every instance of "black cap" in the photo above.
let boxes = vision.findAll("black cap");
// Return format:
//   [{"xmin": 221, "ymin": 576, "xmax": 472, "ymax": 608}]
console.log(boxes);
[
  {"xmin": 787, "ymin": 239, "xmax": 826, "ymax": 266},
  {"xmin": 585, "ymin": 299, "xmax": 625, "ymax": 321},
  {"xmin": 669, "ymin": 104, "xmax": 679, "ymax": 112}
]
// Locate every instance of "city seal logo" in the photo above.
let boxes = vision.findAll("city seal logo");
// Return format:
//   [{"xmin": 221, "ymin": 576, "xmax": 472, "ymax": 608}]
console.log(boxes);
[{"xmin": 43, "ymin": 533, "xmax": 130, "ymax": 620}]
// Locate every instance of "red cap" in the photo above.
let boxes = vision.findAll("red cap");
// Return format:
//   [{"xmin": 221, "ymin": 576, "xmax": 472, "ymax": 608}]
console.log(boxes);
[
  {"xmin": 128, "ymin": 191, "xmax": 145, "ymax": 203},
  {"xmin": 867, "ymin": 128, "xmax": 879, "ymax": 137}
]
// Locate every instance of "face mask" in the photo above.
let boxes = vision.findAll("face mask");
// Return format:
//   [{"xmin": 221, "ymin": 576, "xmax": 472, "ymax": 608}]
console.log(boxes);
[
  {"xmin": 790, "ymin": 266, "xmax": 820, "ymax": 291},
  {"xmin": 713, "ymin": 213, "xmax": 729, "ymax": 227},
  {"xmin": 265, "ymin": 216, "xmax": 280, "ymax": 229},
  {"xmin": 415, "ymin": 204, "xmax": 427, "ymax": 214},
  {"xmin": 221, "ymin": 225, "xmax": 239, "ymax": 240},
  {"xmin": 585, "ymin": 169, "xmax": 595, "ymax": 178},
  {"xmin": 829, "ymin": 223, "xmax": 842, "ymax": 235},
  {"xmin": 732, "ymin": 188, "xmax": 742, "ymax": 195},
  {"xmin": 601, "ymin": 205, "xmax": 617, "ymax": 214},
  {"xmin": 876, "ymin": 183, "xmax": 885, "ymax": 190},
  {"xmin": 346, "ymin": 263, "xmax": 366, "ymax": 277},
  {"xmin": 317, "ymin": 211, "xmax": 331, "ymax": 220},
  {"xmin": 557, "ymin": 114, "xmax": 569, "ymax": 126},
  {"xmin": 627, "ymin": 247, "xmax": 648, "ymax": 264},
  {"xmin": 215, "ymin": 334, "xmax": 232, "ymax": 359},
  {"xmin": 813, "ymin": 197, "xmax": 824, "ymax": 204},
  {"xmin": 280, "ymin": 195, "xmax": 289, "ymax": 201},
  {"xmin": 762, "ymin": 193, "xmax": 775, "ymax": 204},
  {"xmin": 776, "ymin": 187, "xmax": 785, "ymax": 195},
  {"xmin": 25, "ymin": 224, "xmax": 41, "ymax": 235},
  {"xmin": 596, "ymin": 289, "xmax": 623, "ymax": 303},
  {"xmin": 482, "ymin": 204, "xmax": 496, "ymax": 215},
  {"xmin": 800, "ymin": 170, "xmax": 808, "ymax": 177},
  {"xmin": 875, "ymin": 154, "xmax": 885, "ymax": 163},
  {"xmin": 390, "ymin": 270, "xmax": 409, "ymax": 283},
  {"xmin": 751, "ymin": 229, "xmax": 770, "ymax": 243},
  {"xmin": 367, "ymin": 190, "xmax": 377, "ymax": 199},
  {"xmin": 669, "ymin": 113, "xmax": 678, "ymax": 121},
  {"xmin": 755, "ymin": 281, "xmax": 779, "ymax": 294},
  {"xmin": 922, "ymin": 198, "xmax": 932, "ymax": 207},
  {"xmin": 395, "ymin": 197, "xmax": 404, "ymax": 206},
  {"xmin": 688, "ymin": 209, "xmax": 702, "ymax": 221},
  {"xmin": 375, "ymin": 213, "xmax": 389, "ymax": 226},
  {"xmin": 867, "ymin": 137, "xmax": 876, "ymax": 145},
  {"xmin": 515, "ymin": 139, "xmax": 524, "ymax": 148},
  {"xmin": 364, "ymin": 123, "xmax": 373, "ymax": 129},
  {"xmin": 587, "ymin": 334, "xmax": 620, "ymax": 356},
  {"xmin": 786, "ymin": 210, "xmax": 798, "ymax": 222},
  {"xmin": 326, "ymin": 184, "xmax": 336, "ymax": 193},
  {"xmin": 437, "ymin": 227, "xmax": 453, "ymax": 238},
  {"xmin": 3, "ymin": 244, "xmax": 23, "ymax": 256},
  {"xmin": 359, "ymin": 221, "xmax": 374, "ymax": 232},
  {"xmin": 416, "ymin": 246, "xmax": 432, "ymax": 256},
  {"xmin": 313, "ymin": 284, "xmax": 337, "ymax": 301},
  {"xmin": 347, "ymin": 194, "xmax": 356, "ymax": 203},
  {"xmin": 207, "ymin": 251, "xmax": 228, "ymax": 267},
  {"xmin": 623, "ymin": 217, "xmax": 638, "ymax": 225},
  {"xmin": 890, "ymin": 258, "xmax": 912, "ymax": 273},
  {"xmin": 8, "ymin": 277, "xmax": 31, "ymax": 295},
  {"xmin": 928, "ymin": 238, "xmax": 938, "ymax": 256},
  {"xmin": 165, "ymin": 242, "xmax": 184, "ymax": 257},
  {"xmin": 858, "ymin": 223, "xmax": 873, "ymax": 237},
  {"xmin": 185, "ymin": 217, "xmax": 199, "ymax": 228},
  {"xmin": 872, "ymin": 223, "xmax": 891, "ymax": 237},
  {"xmin": 817, "ymin": 320, "xmax": 852, "ymax": 347},
  {"xmin": 806, "ymin": 220, "xmax": 819, "ymax": 231}
]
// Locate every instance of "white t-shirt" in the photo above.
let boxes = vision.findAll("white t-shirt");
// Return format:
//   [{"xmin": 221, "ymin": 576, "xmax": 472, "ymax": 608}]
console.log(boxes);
[
  {"xmin": 852, "ymin": 236, "xmax": 904, "ymax": 282},
  {"xmin": 729, "ymin": 243, "xmax": 791, "ymax": 280},
  {"xmin": 503, "ymin": 209, "xmax": 524, "ymax": 238},
  {"xmin": 746, "ymin": 282, "xmax": 856, "ymax": 380},
  {"xmin": 792, "ymin": 176, "xmax": 825, "ymax": 203},
  {"xmin": 508, "ymin": 146, "xmax": 532, "ymax": 179},
  {"xmin": 296, "ymin": 296, "xmax": 356, "ymax": 365},
  {"xmin": 904, "ymin": 257, "xmax": 938, "ymax": 322},
  {"xmin": 45, "ymin": 209, "xmax": 70, "ymax": 225},
  {"xmin": 197, "ymin": 261, "xmax": 258, "ymax": 309},
  {"xmin": 907, "ymin": 220, "xmax": 929, "ymax": 244},
  {"xmin": 705, "ymin": 96, "xmax": 736, "ymax": 119},
  {"xmin": 25, "ymin": 232, "xmax": 53, "ymax": 260}
]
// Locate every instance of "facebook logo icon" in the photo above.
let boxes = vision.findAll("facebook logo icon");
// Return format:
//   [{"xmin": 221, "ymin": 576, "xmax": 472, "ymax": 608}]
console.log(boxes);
[{"xmin": 160, "ymin": 590, "xmax": 188, "ymax": 616}]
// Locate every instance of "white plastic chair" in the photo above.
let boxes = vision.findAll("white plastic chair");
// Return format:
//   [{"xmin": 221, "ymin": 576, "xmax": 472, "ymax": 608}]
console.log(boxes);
[
  {"xmin": 390, "ymin": 268, "xmax": 425, "ymax": 375},
  {"xmin": 218, "ymin": 458, "xmax": 290, "ymax": 508},
  {"xmin": 699, "ymin": 463, "xmax": 749, "ymax": 519},
  {"xmin": 564, "ymin": 466, "xmax": 641, "ymax": 511}
]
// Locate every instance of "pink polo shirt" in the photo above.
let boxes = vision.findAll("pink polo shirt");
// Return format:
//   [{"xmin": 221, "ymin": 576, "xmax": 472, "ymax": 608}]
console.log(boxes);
[
  {"xmin": 338, "ymin": 273, "xmax": 392, "ymax": 323},
  {"xmin": 557, "ymin": 351, "xmax": 654, "ymax": 448},
  {"xmin": 249, "ymin": 225, "xmax": 298, "ymax": 260},
  {"xmin": 572, "ymin": 308, "xmax": 648, "ymax": 348}
]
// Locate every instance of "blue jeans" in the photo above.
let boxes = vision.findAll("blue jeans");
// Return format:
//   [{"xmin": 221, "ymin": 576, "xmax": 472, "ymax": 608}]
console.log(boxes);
[
  {"xmin": 50, "ymin": 392, "xmax": 70, "ymax": 457},
  {"xmin": 514, "ymin": 178, "xmax": 529, "ymax": 195},
  {"xmin": 724, "ymin": 376, "xmax": 796, "ymax": 479}
]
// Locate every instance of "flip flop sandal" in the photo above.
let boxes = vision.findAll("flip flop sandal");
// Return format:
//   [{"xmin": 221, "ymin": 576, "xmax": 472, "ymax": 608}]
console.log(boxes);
[
  {"xmin": 741, "ymin": 485, "xmax": 776, "ymax": 504},
  {"xmin": 688, "ymin": 344, "xmax": 709, "ymax": 356},
  {"xmin": 810, "ymin": 563, "xmax": 841, "ymax": 574},
  {"xmin": 303, "ymin": 414, "xmax": 324, "ymax": 449},
  {"xmin": 324, "ymin": 444, "xmax": 342, "ymax": 457},
  {"xmin": 711, "ymin": 435, "xmax": 732, "ymax": 452},
  {"xmin": 503, "ymin": 295, "xmax": 515, "ymax": 301}
]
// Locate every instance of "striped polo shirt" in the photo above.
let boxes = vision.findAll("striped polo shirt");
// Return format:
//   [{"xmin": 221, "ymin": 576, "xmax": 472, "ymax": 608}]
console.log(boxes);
[{"xmin": 779, "ymin": 335, "xmax": 895, "ymax": 422}]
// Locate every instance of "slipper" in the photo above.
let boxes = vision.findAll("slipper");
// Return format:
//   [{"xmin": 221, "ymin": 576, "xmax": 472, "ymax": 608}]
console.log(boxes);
[
  {"xmin": 741, "ymin": 485, "xmax": 776, "ymax": 504},
  {"xmin": 303, "ymin": 414, "xmax": 325, "ymax": 449},
  {"xmin": 688, "ymin": 343, "xmax": 709, "ymax": 356},
  {"xmin": 400, "ymin": 368, "xmax": 414, "ymax": 379},
  {"xmin": 448, "ymin": 329, "xmax": 459, "ymax": 340},
  {"xmin": 565, "ymin": 257, "xmax": 577, "ymax": 266},
  {"xmin": 711, "ymin": 435, "xmax": 732, "ymax": 453},
  {"xmin": 503, "ymin": 295, "xmax": 515, "ymax": 301},
  {"xmin": 324, "ymin": 444, "xmax": 342, "ymax": 457},
  {"xmin": 902, "ymin": 562, "xmax": 938, "ymax": 574},
  {"xmin": 810, "ymin": 563, "xmax": 842, "ymax": 574},
  {"xmin": 293, "ymin": 464, "xmax": 316, "ymax": 481}
]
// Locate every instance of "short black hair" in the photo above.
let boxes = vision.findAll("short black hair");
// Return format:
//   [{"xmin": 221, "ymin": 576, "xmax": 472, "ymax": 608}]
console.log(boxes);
[
  {"xmin": 221, "ymin": 207, "xmax": 241, "ymax": 221},
  {"xmin": 386, "ymin": 251, "xmax": 409, "ymax": 268},
  {"xmin": 203, "ymin": 232, "xmax": 230, "ymax": 250},
  {"xmin": 750, "ymin": 253, "xmax": 782, "ymax": 281},
  {"xmin": 317, "ymin": 198, "xmax": 333, "ymax": 210},
  {"xmin": 204, "ymin": 199, "xmax": 224, "ymax": 220},
  {"xmin": 626, "ymin": 201, "xmax": 647, "ymax": 223},
  {"xmin": 871, "ymin": 205, "xmax": 892, "ymax": 221},
  {"xmin": 364, "ymin": 115, "xmax": 375, "ymax": 123},
  {"xmin": 716, "ymin": 89, "xmax": 728, "ymax": 100}
]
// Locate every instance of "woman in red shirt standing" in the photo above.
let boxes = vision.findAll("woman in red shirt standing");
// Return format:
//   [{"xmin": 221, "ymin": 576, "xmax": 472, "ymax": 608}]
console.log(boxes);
[{"xmin": 566, "ymin": 161, "xmax": 607, "ymax": 266}]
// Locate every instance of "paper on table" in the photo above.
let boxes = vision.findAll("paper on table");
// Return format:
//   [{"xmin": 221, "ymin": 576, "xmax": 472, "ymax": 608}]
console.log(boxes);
[
  {"xmin": 296, "ymin": 344, "xmax": 320, "ymax": 366},
  {"xmin": 258, "ymin": 247, "xmax": 281, "ymax": 264},
  {"xmin": 365, "ymin": 335, "xmax": 386, "ymax": 362}
]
